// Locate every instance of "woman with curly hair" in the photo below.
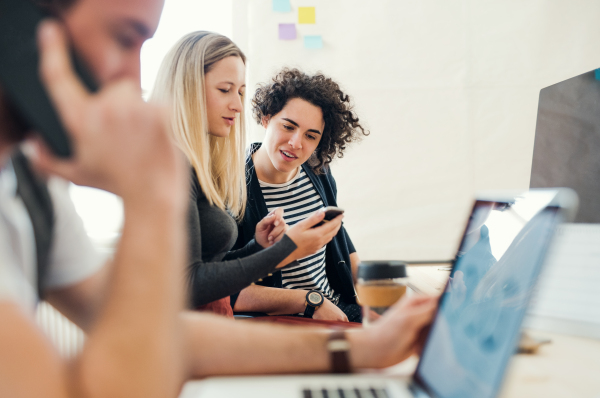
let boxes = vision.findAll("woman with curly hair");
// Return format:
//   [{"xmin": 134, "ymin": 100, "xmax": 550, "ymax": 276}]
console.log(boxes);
[
  {"xmin": 231, "ymin": 68, "xmax": 369, "ymax": 322},
  {"xmin": 151, "ymin": 33, "xmax": 343, "ymax": 318}
]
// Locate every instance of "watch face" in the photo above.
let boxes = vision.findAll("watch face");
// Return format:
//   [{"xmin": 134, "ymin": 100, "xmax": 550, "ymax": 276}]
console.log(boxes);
[{"xmin": 308, "ymin": 291, "xmax": 323, "ymax": 306}]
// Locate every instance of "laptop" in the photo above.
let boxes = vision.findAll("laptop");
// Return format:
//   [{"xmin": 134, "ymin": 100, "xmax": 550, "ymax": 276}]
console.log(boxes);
[{"xmin": 180, "ymin": 188, "xmax": 578, "ymax": 398}]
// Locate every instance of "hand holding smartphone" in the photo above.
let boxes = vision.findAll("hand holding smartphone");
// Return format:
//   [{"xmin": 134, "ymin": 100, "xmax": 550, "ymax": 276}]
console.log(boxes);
[{"xmin": 312, "ymin": 206, "xmax": 345, "ymax": 228}]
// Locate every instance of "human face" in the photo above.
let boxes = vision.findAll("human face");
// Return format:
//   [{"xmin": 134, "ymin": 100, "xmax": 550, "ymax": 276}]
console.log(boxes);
[
  {"xmin": 63, "ymin": 0, "xmax": 164, "ymax": 86},
  {"xmin": 260, "ymin": 98, "xmax": 324, "ymax": 181},
  {"xmin": 0, "ymin": 0, "xmax": 162, "ymax": 158},
  {"xmin": 205, "ymin": 56, "xmax": 246, "ymax": 138}
]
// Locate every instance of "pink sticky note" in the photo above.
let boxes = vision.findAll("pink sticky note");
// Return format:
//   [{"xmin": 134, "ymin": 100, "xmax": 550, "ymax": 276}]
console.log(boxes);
[{"xmin": 279, "ymin": 23, "xmax": 296, "ymax": 40}]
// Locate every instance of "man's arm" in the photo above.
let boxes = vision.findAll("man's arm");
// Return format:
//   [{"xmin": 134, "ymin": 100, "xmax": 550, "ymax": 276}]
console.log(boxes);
[
  {"xmin": 0, "ymin": 303, "xmax": 69, "ymax": 398},
  {"xmin": 233, "ymin": 284, "xmax": 348, "ymax": 321},
  {"xmin": 183, "ymin": 294, "xmax": 437, "ymax": 377},
  {"xmin": 2, "ymin": 21, "xmax": 190, "ymax": 398},
  {"xmin": 44, "ymin": 264, "xmax": 110, "ymax": 332}
]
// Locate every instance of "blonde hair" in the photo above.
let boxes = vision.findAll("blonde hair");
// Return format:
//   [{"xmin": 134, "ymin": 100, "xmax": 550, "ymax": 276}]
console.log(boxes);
[{"xmin": 150, "ymin": 31, "xmax": 247, "ymax": 219}]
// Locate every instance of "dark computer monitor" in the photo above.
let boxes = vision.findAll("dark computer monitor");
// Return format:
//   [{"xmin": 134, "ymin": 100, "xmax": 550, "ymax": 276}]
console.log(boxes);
[{"xmin": 530, "ymin": 69, "xmax": 600, "ymax": 223}]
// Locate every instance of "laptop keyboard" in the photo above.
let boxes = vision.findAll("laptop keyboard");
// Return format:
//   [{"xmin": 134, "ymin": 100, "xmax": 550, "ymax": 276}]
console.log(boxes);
[{"xmin": 302, "ymin": 387, "xmax": 390, "ymax": 398}]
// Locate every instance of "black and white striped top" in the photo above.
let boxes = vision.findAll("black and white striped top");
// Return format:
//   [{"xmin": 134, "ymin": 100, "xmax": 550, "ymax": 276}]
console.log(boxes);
[{"xmin": 259, "ymin": 168, "xmax": 334, "ymax": 299}]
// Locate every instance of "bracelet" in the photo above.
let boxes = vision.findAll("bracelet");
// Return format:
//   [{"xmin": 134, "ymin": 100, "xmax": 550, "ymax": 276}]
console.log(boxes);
[{"xmin": 327, "ymin": 330, "xmax": 351, "ymax": 373}]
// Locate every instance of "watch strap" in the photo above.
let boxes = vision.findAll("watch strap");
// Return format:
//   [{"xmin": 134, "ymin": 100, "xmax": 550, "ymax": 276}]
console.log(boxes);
[
  {"xmin": 304, "ymin": 303, "xmax": 316, "ymax": 318},
  {"xmin": 327, "ymin": 330, "xmax": 351, "ymax": 373}
]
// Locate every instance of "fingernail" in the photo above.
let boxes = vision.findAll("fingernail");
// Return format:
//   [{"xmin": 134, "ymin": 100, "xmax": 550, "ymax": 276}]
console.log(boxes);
[
  {"xmin": 274, "ymin": 221, "xmax": 279, "ymax": 227},
  {"xmin": 38, "ymin": 20, "xmax": 57, "ymax": 44}
]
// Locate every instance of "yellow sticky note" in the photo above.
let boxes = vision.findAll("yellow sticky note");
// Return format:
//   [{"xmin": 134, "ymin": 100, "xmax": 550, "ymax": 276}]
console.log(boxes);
[{"xmin": 298, "ymin": 7, "xmax": 316, "ymax": 24}]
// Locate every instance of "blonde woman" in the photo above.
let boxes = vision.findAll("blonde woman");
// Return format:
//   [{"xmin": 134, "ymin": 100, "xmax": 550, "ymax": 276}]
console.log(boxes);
[{"xmin": 151, "ymin": 31, "xmax": 342, "ymax": 317}]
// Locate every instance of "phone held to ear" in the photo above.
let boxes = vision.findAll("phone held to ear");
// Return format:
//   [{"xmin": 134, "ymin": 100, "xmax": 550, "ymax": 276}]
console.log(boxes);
[
  {"xmin": 313, "ymin": 206, "xmax": 345, "ymax": 228},
  {"xmin": 0, "ymin": 0, "xmax": 98, "ymax": 158}
]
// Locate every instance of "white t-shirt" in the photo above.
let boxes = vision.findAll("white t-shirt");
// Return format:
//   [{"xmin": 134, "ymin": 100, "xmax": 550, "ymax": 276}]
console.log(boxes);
[{"xmin": 0, "ymin": 160, "xmax": 104, "ymax": 311}]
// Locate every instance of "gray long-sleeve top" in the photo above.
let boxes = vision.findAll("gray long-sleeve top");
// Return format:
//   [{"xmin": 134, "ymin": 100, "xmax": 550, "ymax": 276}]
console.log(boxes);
[{"xmin": 187, "ymin": 169, "xmax": 297, "ymax": 308}]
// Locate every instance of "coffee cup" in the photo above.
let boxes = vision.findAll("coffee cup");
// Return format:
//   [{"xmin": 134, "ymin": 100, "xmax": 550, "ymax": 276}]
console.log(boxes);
[{"xmin": 356, "ymin": 261, "xmax": 408, "ymax": 326}]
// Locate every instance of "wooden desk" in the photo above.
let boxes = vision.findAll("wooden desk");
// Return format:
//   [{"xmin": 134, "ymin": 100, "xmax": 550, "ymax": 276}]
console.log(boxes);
[
  {"xmin": 406, "ymin": 263, "xmax": 451, "ymax": 296},
  {"xmin": 246, "ymin": 315, "xmax": 362, "ymax": 329},
  {"xmin": 499, "ymin": 331, "xmax": 600, "ymax": 397}
]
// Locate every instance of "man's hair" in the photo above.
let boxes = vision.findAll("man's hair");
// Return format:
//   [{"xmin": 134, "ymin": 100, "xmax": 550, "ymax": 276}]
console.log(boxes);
[
  {"xmin": 35, "ymin": 0, "xmax": 78, "ymax": 14},
  {"xmin": 252, "ymin": 68, "xmax": 368, "ymax": 174}
]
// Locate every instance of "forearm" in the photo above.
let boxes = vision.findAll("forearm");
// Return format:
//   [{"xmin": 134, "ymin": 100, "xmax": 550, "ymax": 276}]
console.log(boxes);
[
  {"xmin": 233, "ymin": 285, "xmax": 307, "ymax": 314},
  {"xmin": 181, "ymin": 311, "xmax": 330, "ymax": 376},
  {"xmin": 222, "ymin": 238, "xmax": 263, "ymax": 260},
  {"xmin": 180, "ymin": 311, "xmax": 383, "ymax": 377},
  {"xmin": 76, "ymin": 194, "xmax": 187, "ymax": 398},
  {"xmin": 188, "ymin": 236, "xmax": 296, "ymax": 306},
  {"xmin": 350, "ymin": 252, "xmax": 360, "ymax": 281}
]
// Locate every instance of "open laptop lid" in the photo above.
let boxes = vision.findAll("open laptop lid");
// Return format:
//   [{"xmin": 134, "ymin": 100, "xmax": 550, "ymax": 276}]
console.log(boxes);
[{"xmin": 412, "ymin": 188, "xmax": 577, "ymax": 398}]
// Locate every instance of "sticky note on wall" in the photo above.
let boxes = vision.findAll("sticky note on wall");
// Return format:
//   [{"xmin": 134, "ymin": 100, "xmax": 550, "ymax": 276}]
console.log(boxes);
[
  {"xmin": 272, "ymin": 0, "xmax": 291, "ymax": 12},
  {"xmin": 298, "ymin": 7, "xmax": 316, "ymax": 24},
  {"xmin": 304, "ymin": 35, "xmax": 323, "ymax": 49},
  {"xmin": 279, "ymin": 23, "xmax": 296, "ymax": 40}
]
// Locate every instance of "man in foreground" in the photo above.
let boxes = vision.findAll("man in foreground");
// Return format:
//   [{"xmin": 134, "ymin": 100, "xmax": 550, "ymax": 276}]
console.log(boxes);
[{"xmin": 0, "ymin": 0, "xmax": 437, "ymax": 396}]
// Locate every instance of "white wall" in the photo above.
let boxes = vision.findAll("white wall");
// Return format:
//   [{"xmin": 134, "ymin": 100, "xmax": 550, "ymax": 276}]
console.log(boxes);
[{"xmin": 233, "ymin": 0, "xmax": 600, "ymax": 261}]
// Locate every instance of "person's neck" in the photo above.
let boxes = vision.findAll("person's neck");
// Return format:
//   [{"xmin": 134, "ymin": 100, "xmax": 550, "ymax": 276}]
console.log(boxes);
[{"xmin": 253, "ymin": 145, "xmax": 299, "ymax": 184}]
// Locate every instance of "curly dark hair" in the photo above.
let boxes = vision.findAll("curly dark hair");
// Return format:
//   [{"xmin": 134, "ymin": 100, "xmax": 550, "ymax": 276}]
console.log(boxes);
[{"xmin": 252, "ymin": 68, "xmax": 369, "ymax": 174}]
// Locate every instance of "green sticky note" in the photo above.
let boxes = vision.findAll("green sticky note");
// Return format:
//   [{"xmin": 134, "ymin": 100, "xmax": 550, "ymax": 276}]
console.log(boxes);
[
  {"xmin": 273, "ymin": 0, "xmax": 291, "ymax": 12},
  {"xmin": 304, "ymin": 35, "xmax": 323, "ymax": 49},
  {"xmin": 298, "ymin": 7, "xmax": 316, "ymax": 24}
]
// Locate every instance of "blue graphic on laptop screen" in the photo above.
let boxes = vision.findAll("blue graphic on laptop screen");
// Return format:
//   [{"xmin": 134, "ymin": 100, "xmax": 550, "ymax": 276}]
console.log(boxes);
[{"xmin": 417, "ymin": 201, "xmax": 557, "ymax": 398}]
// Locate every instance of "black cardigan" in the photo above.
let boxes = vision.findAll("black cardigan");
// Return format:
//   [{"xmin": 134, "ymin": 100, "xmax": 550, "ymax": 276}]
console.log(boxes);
[{"xmin": 230, "ymin": 143, "xmax": 357, "ymax": 308}]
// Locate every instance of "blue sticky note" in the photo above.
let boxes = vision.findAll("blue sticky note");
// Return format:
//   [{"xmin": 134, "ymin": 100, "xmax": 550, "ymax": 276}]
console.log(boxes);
[
  {"xmin": 304, "ymin": 35, "xmax": 323, "ymax": 49},
  {"xmin": 273, "ymin": 0, "xmax": 291, "ymax": 12},
  {"xmin": 595, "ymin": 68, "xmax": 600, "ymax": 81},
  {"xmin": 279, "ymin": 24, "xmax": 296, "ymax": 40}
]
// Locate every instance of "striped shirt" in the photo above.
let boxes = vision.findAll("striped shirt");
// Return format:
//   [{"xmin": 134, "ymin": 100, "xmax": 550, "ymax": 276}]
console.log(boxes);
[{"xmin": 259, "ymin": 168, "xmax": 334, "ymax": 299}]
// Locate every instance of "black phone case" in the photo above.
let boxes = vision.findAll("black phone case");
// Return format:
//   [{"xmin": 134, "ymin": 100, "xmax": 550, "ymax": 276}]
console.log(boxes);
[{"xmin": 0, "ymin": 0, "xmax": 97, "ymax": 157}]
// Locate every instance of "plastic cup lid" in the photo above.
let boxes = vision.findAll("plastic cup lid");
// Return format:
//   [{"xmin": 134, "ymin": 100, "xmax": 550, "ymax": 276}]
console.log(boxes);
[{"xmin": 357, "ymin": 261, "xmax": 408, "ymax": 280}]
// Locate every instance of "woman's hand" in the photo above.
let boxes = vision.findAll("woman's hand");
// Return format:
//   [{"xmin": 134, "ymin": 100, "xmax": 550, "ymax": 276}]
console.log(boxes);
[
  {"xmin": 280, "ymin": 209, "xmax": 343, "ymax": 266},
  {"xmin": 255, "ymin": 208, "xmax": 288, "ymax": 248},
  {"xmin": 313, "ymin": 299, "xmax": 348, "ymax": 322}
]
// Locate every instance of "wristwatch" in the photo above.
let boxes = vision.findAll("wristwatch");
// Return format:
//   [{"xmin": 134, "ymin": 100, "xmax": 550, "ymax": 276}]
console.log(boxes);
[
  {"xmin": 303, "ymin": 290, "xmax": 324, "ymax": 318},
  {"xmin": 327, "ymin": 330, "xmax": 351, "ymax": 373}
]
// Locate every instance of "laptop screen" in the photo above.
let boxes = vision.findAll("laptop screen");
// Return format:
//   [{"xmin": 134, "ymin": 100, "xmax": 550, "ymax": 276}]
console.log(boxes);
[{"xmin": 413, "ymin": 197, "xmax": 560, "ymax": 398}]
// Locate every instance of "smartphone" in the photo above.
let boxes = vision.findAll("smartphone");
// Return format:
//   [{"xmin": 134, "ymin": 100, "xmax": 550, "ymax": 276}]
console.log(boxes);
[
  {"xmin": 0, "ymin": 0, "xmax": 98, "ymax": 158},
  {"xmin": 313, "ymin": 206, "xmax": 345, "ymax": 228}
]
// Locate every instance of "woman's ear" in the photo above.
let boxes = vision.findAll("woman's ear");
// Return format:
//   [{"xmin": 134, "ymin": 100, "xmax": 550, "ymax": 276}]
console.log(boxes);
[{"xmin": 261, "ymin": 115, "xmax": 271, "ymax": 129}]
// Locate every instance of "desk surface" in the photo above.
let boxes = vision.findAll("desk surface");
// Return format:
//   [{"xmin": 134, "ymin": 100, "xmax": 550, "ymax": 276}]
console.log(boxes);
[
  {"xmin": 407, "ymin": 265, "xmax": 600, "ymax": 397},
  {"xmin": 500, "ymin": 331, "xmax": 600, "ymax": 397}
]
